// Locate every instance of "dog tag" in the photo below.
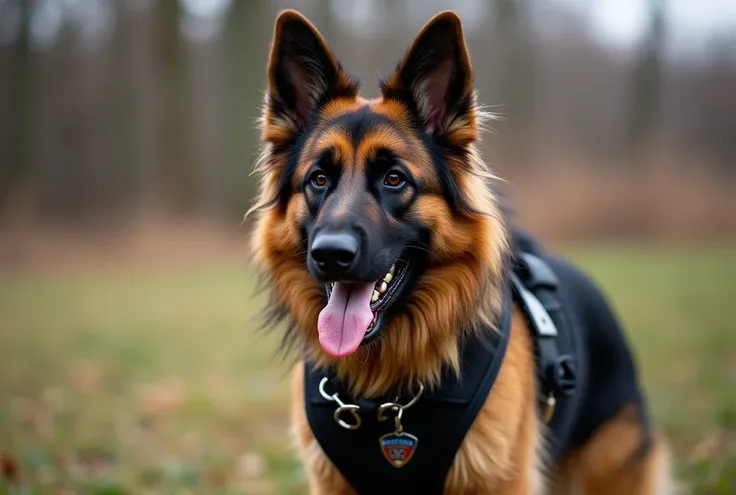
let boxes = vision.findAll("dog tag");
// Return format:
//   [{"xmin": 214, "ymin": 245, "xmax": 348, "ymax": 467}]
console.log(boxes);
[{"xmin": 378, "ymin": 431, "xmax": 418, "ymax": 468}]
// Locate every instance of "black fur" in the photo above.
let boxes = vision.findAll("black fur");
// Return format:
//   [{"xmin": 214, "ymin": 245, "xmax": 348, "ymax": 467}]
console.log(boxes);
[{"xmin": 269, "ymin": 16, "xmax": 359, "ymax": 130}]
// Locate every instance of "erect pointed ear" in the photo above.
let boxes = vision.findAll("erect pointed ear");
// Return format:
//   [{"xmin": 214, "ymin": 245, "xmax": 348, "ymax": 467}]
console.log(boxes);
[
  {"xmin": 264, "ymin": 10, "xmax": 358, "ymax": 143},
  {"xmin": 380, "ymin": 11, "xmax": 474, "ymax": 137}
]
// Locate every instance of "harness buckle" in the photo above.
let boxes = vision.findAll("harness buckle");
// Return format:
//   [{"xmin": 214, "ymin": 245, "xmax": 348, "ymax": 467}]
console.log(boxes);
[
  {"xmin": 542, "ymin": 392, "xmax": 557, "ymax": 424},
  {"xmin": 549, "ymin": 355, "xmax": 578, "ymax": 397}
]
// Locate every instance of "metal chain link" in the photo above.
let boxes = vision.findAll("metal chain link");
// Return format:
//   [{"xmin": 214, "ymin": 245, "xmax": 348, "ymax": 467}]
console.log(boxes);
[{"xmin": 376, "ymin": 382, "xmax": 425, "ymax": 434}]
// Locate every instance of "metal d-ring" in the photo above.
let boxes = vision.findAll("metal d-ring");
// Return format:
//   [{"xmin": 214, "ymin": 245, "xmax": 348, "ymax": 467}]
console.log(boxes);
[
  {"xmin": 319, "ymin": 377, "xmax": 363, "ymax": 430},
  {"xmin": 334, "ymin": 404, "xmax": 362, "ymax": 430},
  {"xmin": 400, "ymin": 382, "xmax": 425, "ymax": 409},
  {"xmin": 377, "ymin": 402, "xmax": 406, "ymax": 434},
  {"xmin": 377, "ymin": 401, "xmax": 402, "ymax": 422},
  {"xmin": 377, "ymin": 382, "xmax": 425, "ymax": 419},
  {"xmin": 377, "ymin": 382, "xmax": 424, "ymax": 434},
  {"xmin": 393, "ymin": 406, "xmax": 404, "ymax": 434}
]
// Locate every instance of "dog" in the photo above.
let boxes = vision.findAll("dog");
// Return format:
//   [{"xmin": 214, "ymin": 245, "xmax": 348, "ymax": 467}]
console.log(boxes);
[{"xmin": 248, "ymin": 9, "xmax": 675, "ymax": 494}]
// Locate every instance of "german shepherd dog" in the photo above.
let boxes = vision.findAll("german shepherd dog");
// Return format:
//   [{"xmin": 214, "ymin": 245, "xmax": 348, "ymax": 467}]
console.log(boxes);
[{"xmin": 249, "ymin": 9, "xmax": 675, "ymax": 494}]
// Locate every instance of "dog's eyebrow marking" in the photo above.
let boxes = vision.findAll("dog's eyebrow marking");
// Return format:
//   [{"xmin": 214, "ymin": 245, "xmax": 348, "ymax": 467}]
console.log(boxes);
[{"xmin": 314, "ymin": 106, "xmax": 406, "ymax": 147}]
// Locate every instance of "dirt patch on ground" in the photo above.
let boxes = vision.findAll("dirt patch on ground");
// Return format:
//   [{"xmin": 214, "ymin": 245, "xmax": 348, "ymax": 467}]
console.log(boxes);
[{"xmin": 0, "ymin": 214, "xmax": 250, "ymax": 274}]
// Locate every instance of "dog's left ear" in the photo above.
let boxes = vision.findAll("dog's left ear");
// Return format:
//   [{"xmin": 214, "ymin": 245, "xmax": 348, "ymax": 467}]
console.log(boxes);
[{"xmin": 380, "ymin": 11, "xmax": 475, "ymax": 139}]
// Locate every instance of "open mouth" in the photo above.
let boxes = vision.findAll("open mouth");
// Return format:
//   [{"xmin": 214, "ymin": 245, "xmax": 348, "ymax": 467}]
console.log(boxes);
[
  {"xmin": 317, "ymin": 261, "xmax": 408, "ymax": 358},
  {"xmin": 325, "ymin": 262, "xmax": 407, "ymax": 320}
]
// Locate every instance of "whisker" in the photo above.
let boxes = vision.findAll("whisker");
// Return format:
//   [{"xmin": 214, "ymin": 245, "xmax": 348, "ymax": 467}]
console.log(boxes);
[
  {"xmin": 406, "ymin": 246, "xmax": 431, "ymax": 255},
  {"xmin": 280, "ymin": 248, "xmax": 309, "ymax": 262},
  {"xmin": 404, "ymin": 243, "xmax": 438, "ymax": 261}
]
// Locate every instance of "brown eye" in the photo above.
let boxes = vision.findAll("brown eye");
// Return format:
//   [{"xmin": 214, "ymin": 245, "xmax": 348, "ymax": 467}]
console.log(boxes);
[
  {"xmin": 310, "ymin": 171, "xmax": 329, "ymax": 188},
  {"xmin": 384, "ymin": 171, "xmax": 405, "ymax": 188}
]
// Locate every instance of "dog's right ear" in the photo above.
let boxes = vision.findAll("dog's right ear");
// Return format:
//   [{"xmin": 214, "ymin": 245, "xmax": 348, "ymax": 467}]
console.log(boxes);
[{"xmin": 263, "ymin": 10, "xmax": 358, "ymax": 144}]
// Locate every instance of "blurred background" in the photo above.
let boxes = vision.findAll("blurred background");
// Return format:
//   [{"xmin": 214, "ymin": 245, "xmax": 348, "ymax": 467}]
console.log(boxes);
[{"xmin": 0, "ymin": 0, "xmax": 734, "ymax": 493}]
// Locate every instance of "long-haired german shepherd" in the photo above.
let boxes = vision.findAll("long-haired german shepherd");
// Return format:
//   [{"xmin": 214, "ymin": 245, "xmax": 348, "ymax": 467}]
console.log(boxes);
[{"xmin": 249, "ymin": 9, "xmax": 675, "ymax": 494}]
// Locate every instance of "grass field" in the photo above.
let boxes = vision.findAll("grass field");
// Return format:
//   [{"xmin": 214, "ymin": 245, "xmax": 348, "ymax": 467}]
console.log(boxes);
[{"xmin": 1, "ymin": 246, "xmax": 735, "ymax": 494}]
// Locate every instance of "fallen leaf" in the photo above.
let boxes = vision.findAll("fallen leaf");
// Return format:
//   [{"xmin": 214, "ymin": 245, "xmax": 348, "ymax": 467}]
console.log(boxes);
[
  {"xmin": 0, "ymin": 452, "xmax": 20, "ymax": 482},
  {"xmin": 690, "ymin": 432, "xmax": 724, "ymax": 463},
  {"xmin": 236, "ymin": 452, "xmax": 266, "ymax": 479},
  {"xmin": 239, "ymin": 479, "xmax": 277, "ymax": 494},
  {"xmin": 41, "ymin": 386, "xmax": 65, "ymax": 412},
  {"xmin": 205, "ymin": 465, "xmax": 230, "ymax": 487},
  {"xmin": 70, "ymin": 361, "xmax": 104, "ymax": 395},
  {"xmin": 139, "ymin": 378, "xmax": 185, "ymax": 417}
]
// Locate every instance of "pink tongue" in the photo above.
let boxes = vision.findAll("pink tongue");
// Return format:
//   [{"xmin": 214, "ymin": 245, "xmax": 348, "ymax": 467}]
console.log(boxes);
[{"xmin": 317, "ymin": 282, "xmax": 375, "ymax": 358}]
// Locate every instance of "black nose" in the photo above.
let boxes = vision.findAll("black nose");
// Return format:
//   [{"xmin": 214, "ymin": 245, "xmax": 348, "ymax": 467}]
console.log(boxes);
[{"xmin": 310, "ymin": 232, "xmax": 359, "ymax": 276}]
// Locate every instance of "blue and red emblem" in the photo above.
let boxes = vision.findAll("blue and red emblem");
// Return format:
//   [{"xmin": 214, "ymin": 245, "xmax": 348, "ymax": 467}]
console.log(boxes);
[{"xmin": 378, "ymin": 432, "xmax": 418, "ymax": 468}]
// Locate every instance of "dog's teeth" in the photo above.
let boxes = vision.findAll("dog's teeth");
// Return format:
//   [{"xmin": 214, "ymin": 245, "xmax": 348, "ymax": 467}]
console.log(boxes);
[
  {"xmin": 371, "ymin": 290, "xmax": 379, "ymax": 303},
  {"xmin": 384, "ymin": 272, "xmax": 393, "ymax": 283},
  {"xmin": 389, "ymin": 264, "xmax": 395, "ymax": 275},
  {"xmin": 379, "ymin": 281, "xmax": 388, "ymax": 293}
]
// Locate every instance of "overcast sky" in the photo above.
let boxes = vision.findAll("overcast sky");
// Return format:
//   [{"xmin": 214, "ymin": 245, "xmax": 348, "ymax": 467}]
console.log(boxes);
[
  {"xmin": 558, "ymin": 0, "xmax": 736, "ymax": 58},
  {"xmin": 3, "ymin": 0, "xmax": 735, "ymax": 60}
]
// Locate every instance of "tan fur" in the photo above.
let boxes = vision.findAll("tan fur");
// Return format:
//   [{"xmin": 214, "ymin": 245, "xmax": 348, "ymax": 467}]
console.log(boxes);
[
  {"xmin": 552, "ymin": 406, "xmax": 676, "ymax": 495},
  {"xmin": 253, "ymin": 9, "xmax": 674, "ymax": 495},
  {"xmin": 443, "ymin": 308, "xmax": 541, "ymax": 494}
]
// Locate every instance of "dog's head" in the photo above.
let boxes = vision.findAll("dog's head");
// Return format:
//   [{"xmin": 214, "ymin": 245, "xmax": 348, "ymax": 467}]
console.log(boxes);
[{"xmin": 250, "ymin": 10, "xmax": 507, "ymax": 385}]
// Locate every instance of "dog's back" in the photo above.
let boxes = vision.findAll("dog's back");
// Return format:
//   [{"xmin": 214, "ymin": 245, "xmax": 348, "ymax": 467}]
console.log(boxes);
[
  {"xmin": 512, "ymin": 229, "xmax": 652, "ymax": 461},
  {"xmin": 512, "ymin": 228, "xmax": 673, "ymax": 494}
]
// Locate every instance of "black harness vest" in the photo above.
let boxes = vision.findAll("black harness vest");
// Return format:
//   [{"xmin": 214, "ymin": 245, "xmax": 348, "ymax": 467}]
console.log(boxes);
[
  {"xmin": 303, "ymin": 231, "xmax": 648, "ymax": 494},
  {"xmin": 304, "ymin": 289, "xmax": 513, "ymax": 495}
]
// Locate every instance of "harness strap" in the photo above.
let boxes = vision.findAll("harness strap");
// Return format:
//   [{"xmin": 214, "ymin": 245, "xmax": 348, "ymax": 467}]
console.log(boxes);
[
  {"xmin": 510, "ymin": 251, "xmax": 582, "ymax": 462},
  {"xmin": 303, "ymin": 289, "xmax": 513, "ymax": 495}
]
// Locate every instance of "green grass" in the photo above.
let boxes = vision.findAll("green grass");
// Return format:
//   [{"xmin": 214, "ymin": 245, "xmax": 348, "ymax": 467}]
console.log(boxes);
[{"xmin": 0, "ymin": 247, "xmax": 735, "ymax": 494}]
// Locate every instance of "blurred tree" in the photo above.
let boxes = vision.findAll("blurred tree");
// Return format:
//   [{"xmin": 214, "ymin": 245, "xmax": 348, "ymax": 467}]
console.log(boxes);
[
  {"xmin": 626, "ymin": 0, "xmax": 666, "ymax": 158},
  {"xmin": 157, "ymin": 0, "xmax": 196, "ymax": 215},
  {"xmin": 1, "ymin": 0, "xmax": 32, "ymax": 214},
  {"xmin": 492, "ymin": 0, "xmax": 535, "ymax": 160},
  {"xmin": 224, "ymin": 0, "xmax": 269, "ymax": 217},
  {"xmin": 186, "ymin": 9, "xmax": 227, "ymax": 215},
  {"xmin": 122, "ymin": 1, "xmax": 163, "ymax": 212}
]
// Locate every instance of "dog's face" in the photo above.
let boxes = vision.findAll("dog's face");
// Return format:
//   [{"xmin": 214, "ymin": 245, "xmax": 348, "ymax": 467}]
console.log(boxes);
[
  {"xmin": 252, "ymin": 10, "xmax": 506, "ymax": 367},
  {"xmin": 300, "ymin": 107, "xmax": 432, "ymax": 357}
]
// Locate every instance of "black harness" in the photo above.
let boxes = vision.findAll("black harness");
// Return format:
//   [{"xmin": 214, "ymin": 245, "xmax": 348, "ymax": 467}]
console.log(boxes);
[
  {"xmin": 303, "ymin": 233, "xmax": 646, "ymax": 494},
  {"xmin": 304, "ymin": 289, "xmax": 513, "ymax": 494}
]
